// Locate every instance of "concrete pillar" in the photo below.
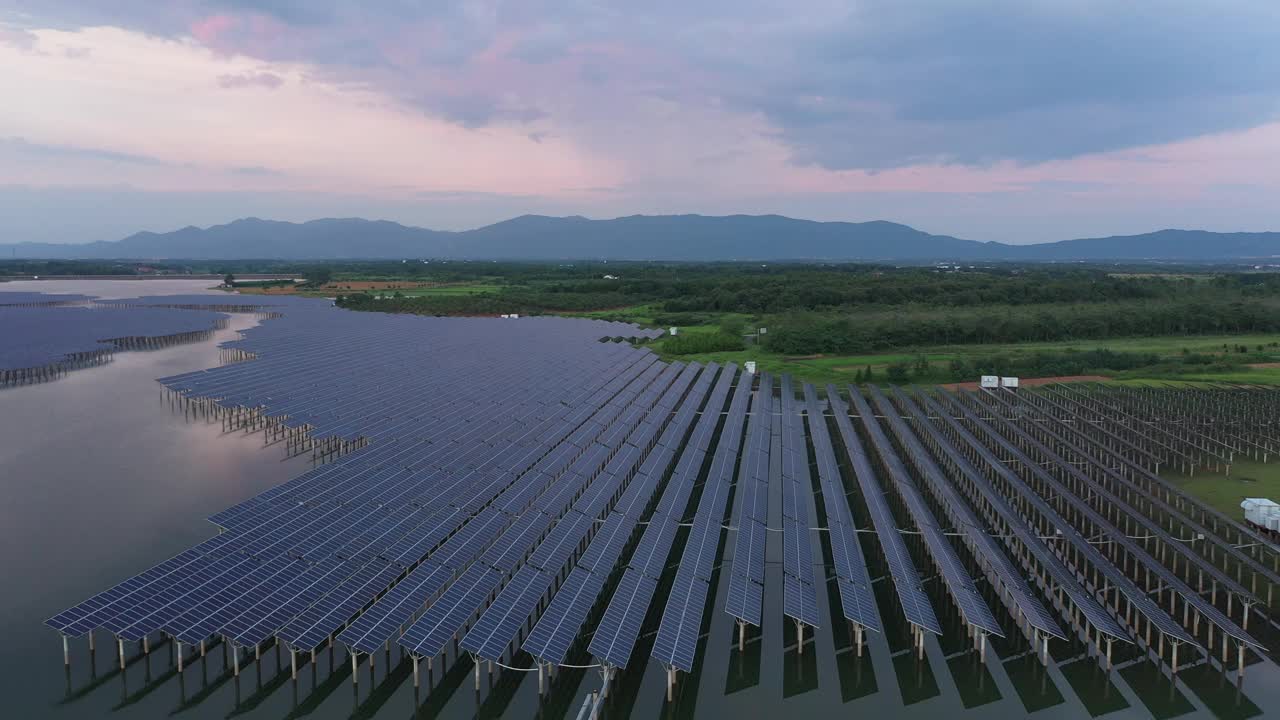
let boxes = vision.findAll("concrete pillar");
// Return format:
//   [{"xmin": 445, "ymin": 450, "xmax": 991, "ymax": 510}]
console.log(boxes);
[
  {"xmin": 413, "ymin": 656, "xmax": 420, "ymax": 688},
  {"xmin": 63, "ymin": 636, "xmax": 70, "ymax": 667},
  {"xmin": 291, "ymin": 649, "xmax": 297, "ymax": 680},
  {"xmin": 118, "ymin": 638, "xmax": 126, "ymax": 670},
  {"xmin": 351, "ymin": 652, "xmax": 358, "ymax": 687}
]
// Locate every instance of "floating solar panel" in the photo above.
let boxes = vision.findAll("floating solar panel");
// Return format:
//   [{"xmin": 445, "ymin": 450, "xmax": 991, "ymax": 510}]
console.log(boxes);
[
  {"xmin": 848, "ymin": 387, "xmax": 1003, "ymax": 638},
  {"xmin": 589, "ymin": 570, "xmax": 658, "ymax": 669},
  {"xmin": 911, "ymin": 389, "xmax": 1126, "ymax": 642},
  {"xmin": 827, "ymin": 386, "xmax": 943, "ymax": 637},
  {"xmin": 724, "ymin": 373, "xmax": 771, "ymax": 627},
  {"xmin": 462, "ymin": 565, "xmax": 549, "ymax": 661},
  {"xmin": 400, "ymin": 564, "xmax": 502, "ymax": 658},
  {"xmin": 651, "ymin": 570, "xmax": 710, "ymax": 672},
  {"xmin": 881, "ymin": 387, "xmax": 1063, "ymax": 640},
  {"xmin": 338, "ymin": 561, "xmax": 453, "ymax": 654}
]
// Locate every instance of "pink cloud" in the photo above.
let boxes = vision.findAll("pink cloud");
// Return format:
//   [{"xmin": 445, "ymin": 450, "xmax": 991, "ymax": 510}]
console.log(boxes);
[
  {"xmin": 190, "ymin": 15, "xmax": 236, "ymax": 46},
  {"xmin": 216, "ymin": 72, "xmax": 284, "ymax": 90}
]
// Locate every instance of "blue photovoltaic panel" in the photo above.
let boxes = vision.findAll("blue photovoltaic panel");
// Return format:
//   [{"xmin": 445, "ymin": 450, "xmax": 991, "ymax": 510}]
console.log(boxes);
[
  {"xmin": 589, "ymin": 571, "xmax": 657, "ymax": 669},
  {"xmin": 783, "ymin": 574, "xmax": 820, "ymax": 628},
  {"xmin": 462, "ymin": 565, "xmax": 548, "ymax": 661},
  {"xmin": 521, "ymin": 567, "xmax": 606, "ymax": 664},
  {"xmin": 276, "ymin": 562, "xmax": 403, "ymax": 652},
  {"xmin": 828, "ymin": 386, "xmax": 942, "ymax": 636},
  {"xmin": 852, "ymin": 388, "xmax": 1004, "ymax": 638},
  {"xmin": 338, "ymin": 561, "xmax": 453, "ymax": 654},
  {"xmin": 885, "ymin": 388, "xmax": 1064, "ymax": 640},
  {"xmin": 651, "ymin": 570, "xmax": 710, "ymax": 672},
  {"xmin": 400, "ymin": 565, "xmax": 502, "ymax": 658}
]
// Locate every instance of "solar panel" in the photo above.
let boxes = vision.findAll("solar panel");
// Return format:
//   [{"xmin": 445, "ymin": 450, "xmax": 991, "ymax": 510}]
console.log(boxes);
[
  {"xmin": 400, "ymin": 564, "xmax": 502, "ymax": 658},
  {"xmin": 589, "ymin": 570, "xmax": 658, "ymax": 668},
  {"xmin": 338, "ymin": 561, "xmax": 453, "ymax": 654},
  {"xmin": 462, "ymin": 565, "xmax": 548, "ymax": 661},
  {"xmin": 521, "ymin": 567, "xmax": 605, "ymax": 664},
  {"xmin": 651, "ymin": 570, "xmax": 710, "ymax": 672},
  {"xmin": 827, "ymin": 386, "xmax": 942, "ymax": 636}
]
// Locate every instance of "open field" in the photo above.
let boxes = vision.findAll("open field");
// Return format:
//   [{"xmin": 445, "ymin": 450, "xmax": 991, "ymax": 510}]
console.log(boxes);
[
  {"xmin": 1166, "ymin": 460, "xmax": 1280, "ymax": 520},
  {"xmin": 646, "ymin": 332, "xmax": 1280, "ymax": 388}
]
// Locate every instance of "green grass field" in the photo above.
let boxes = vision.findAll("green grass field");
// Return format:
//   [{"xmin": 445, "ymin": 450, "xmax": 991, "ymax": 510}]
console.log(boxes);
[
  {"xmin": 1166, "ymin": 460, "xmax": 1280, "ymax": 520},
  {"xmin": 644, "ymin": 331, "xmax": 1280, "ymax": 388},
  {"xmin": 372, "ymin": 283, "xmax": 502, "ymax": 297}
]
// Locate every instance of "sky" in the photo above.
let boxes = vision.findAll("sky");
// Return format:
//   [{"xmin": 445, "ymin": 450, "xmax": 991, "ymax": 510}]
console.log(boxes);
[{"xmin": 1, "ymin": 1, "xmax": 1279, "ymax": 245}]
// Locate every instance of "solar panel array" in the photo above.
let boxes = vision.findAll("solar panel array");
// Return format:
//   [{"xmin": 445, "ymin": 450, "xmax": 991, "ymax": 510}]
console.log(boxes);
[
  {"xmin": 0, "ymin": 305, "xmax": 227, "ymax": 373},
  {"xmin": 588, "ymin": 363, "xmax": 744, "ymax": 670},
  {"xmin": 872, "ymin": 387, "xmax": 1060, "ymax": 639},
  {"xmin": 801, "ymin": 384, "xmax": 881, "ymax": 632},
  {"xmin": 939, "ymin": 389, "xmax": 1199, "ymax": 648},
  {"xmin": 844, "ymin": 387, "xmax": 1004, "ymax": 637},
  {"xmin": 513, "ymin": 364, "xmax": 721, "ymax": 666},
  {"xmin": 35, "ymin": 288, "xmax": 1265, "ymax": 690},
  {"xmin": 0, "ymin": 291, "xmax": 91, "ymax": 307},
  {"xmin": 650, "ymin": 367, "xmax": 752, "ymax": 672},
  {"xmin": 827, "ymin": 387, "xmax": 943, "ymax": 636},
  {"xmin": 723, "ymin": 373, "xmax": 773, "ymax": 629},
  {"xmin": 963, "ymin": 389, "xmax": 1252, "ymax": 649},
  {"xmin": 906, "ymin": 389, "xmax": 1128, "ymax": 642},
  {"xmin": 778, "ymin": 377, "xmax": 820, "ymax": 629}
]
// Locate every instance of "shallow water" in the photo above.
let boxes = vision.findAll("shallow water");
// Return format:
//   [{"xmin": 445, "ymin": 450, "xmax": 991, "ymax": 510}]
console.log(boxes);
[{"xmin": 2, "ymin": 280, "xmax": 1277, "ymax": 719}]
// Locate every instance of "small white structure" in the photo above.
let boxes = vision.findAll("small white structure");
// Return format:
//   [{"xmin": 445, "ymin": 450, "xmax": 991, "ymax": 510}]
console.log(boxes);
[
  {"xmin": 1242, "ymin": 498, "xmax": 1280, "ymax": 533},
  {"xmin": 758, "ymin": 327, "xmax": 767, "ymax": 335},
  {"xmin": 1001, "ymin": 376, "xmax": 1020, "ymax": 389},
  {"xmin": 980, "ymin": 375, "xmax": 999, "ymax": 389},
  {"xmin": 744, "ymin": 361, "xmax": 757, "ymax": 375},
  {"xmin": 510, "ymin": 313, "xmax": 519, "ymax": 319},
  {"xmin": 669, "ymin": 327, "xmax": 679, "ymax": 336},
  {"xmin": 603, "ymin": 274, "xmax": 619, "ymax": 280}
]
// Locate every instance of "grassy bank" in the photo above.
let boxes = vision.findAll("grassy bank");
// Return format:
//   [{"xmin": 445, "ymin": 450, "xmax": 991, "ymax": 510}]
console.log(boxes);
[{"xmin": 1166, "ymin": 460, "xmax": 1280, "ymax": 520}]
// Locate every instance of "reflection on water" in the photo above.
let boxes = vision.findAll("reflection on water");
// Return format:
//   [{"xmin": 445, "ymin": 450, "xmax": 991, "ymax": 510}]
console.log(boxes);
[{"xmin": 5, "ymin": 280, "xmax": 1280, "ymax": 719}]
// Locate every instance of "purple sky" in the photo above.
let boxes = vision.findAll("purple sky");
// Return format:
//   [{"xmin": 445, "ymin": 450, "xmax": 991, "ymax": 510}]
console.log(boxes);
[{"xmin": 2, "ymin": 1, "xmax": 1279, "ymax": 244}]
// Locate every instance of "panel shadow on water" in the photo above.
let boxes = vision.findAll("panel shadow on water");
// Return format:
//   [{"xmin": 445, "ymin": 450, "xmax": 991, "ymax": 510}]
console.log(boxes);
[
  {"xmin": 1003, "ymin": 653, "xmax": 1066, "ymax": 714},
  {"xmin": 1057, "ymin": 657, "xmax": 1130, "ymax": 717},
  {"xmin": 1119, "ymin": 662, "xmax": 1196, "ymax": 720}
]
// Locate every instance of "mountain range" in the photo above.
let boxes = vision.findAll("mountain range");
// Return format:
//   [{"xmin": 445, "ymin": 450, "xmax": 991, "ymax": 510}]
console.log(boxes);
[{"xmin": 4, "ymin": 215, "xmax": 1280, "ymax": 262}]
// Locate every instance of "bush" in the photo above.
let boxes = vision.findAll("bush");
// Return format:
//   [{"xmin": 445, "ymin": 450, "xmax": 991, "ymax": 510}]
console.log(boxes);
[{"xmin": 662, "ymin": 332, "xmax": 744, "ymax": 355}]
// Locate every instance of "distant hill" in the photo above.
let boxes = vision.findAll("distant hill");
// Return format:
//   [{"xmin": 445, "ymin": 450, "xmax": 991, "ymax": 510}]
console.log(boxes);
[{"xmin": 4, "ymin": 215, "xmax": 1280, "ymax": 261}]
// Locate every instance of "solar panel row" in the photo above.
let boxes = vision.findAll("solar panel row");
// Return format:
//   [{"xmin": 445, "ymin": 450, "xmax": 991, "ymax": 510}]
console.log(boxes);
[
  {"xmin": 591, "ymin": 364, "xmax": 747, "ymax": 670},
  {"xmin": 940, "ymin": 389, "xmax": 1199, "ymax": 648},
  {"xmin": 723, "ymin": 373, "xmax": 773, "ymax": 628},
  {"xmin": 651, "ymin": 368, "xmax": 753, "ymax": 671},
  {"xmin": 518, "ymin": 365, "xmax": 728, "ymax": 666},
  {"xmin": 800, "ymin": 383, "xmax": 881, "ymax": 633},
  {"xmin": 875, "ymin": 387, "xmax": 1062, "ymax": 639},
  {"xmin": 778, "ymin": 376, "xmax": 820, "ymax": 629},
  {"xmin": 906, "ymin": 389, "xmax": 1127, "ymax": 642},
  {"xmin": 827, "ymin": 386, "xmax": 943, "ymax": 636},
  {"xmin": 845, "ymin": 387, "xmax": 1004, "ymax": 638}
]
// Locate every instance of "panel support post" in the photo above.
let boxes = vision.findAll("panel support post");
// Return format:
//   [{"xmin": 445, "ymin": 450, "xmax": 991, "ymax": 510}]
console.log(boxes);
[
  {"xmin": 738, "ymin": 620, "xmax": 745, "ymax": 652},
  {"xmin": 796, "ymin": 620, "xmax": 804, "ymax": 655},
  {"xmin": 666, "ymin": 667, "xmax": 675, "ymax": 702},
  {"xmin": 233, "ymin": 644, "xmax": 239, "ymax": 677},
  {"xmin": 538, "ymin": 663, "xmax": 545, "ymax": 695},
  {"xmin": 291, "ymin": 649, "xmax": 297, "ymax": 680},
  {"xmin": 63, "ymin": 636, "xmax": 70, "ymax": 667},
  {"xmin": 177, "ymin": 642, "xmax": 184, "ymax": 672},
  {"xmin": 474, "ymin": 659, "xmax": 481, "ymax": 690},
  {"xmin": 413, "ymin": 656, "xmax": 419, "ymax": 688},
  {"xmin": 351, "ymin": 652, "xmax": 358, "ymax": 687},
  {"xmin": 118, "ymin": 638, "xmax": 125, "ymax": 670}
]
